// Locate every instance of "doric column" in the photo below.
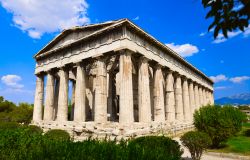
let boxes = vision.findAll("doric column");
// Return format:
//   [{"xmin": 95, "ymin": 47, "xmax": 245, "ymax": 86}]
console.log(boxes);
[
  {"xmin": 207, "ymin": 91, "xmax": 210, "ymax": 104},
  {"xmin": 119, "ymin": 51, "xmax": 134, "ymax": 124},
  {"xmin": 174, "ymin": 74, "xmax": 184, "ymax": 121},
  {"xmin": 70, "ymin": 81, "xmax": 76, "ymax": 121},
  {"xmin": 53, "ymin": 79, "xmax": 59, "ymax": 120},
  {"xmin": 56, "ymin": 68, "xmax": 69, "ymax": 122},
  {"xmin": 205, "ymin": 90, "xmax": 209, "ymax": 105},
  {"xmin": 74, "ymin": 63, "xmax": 86, "ymax": 122},
  {"xmin": 94, "ymin": 57, "xmax": 107, "ymax": 123},
  {"xmin": 153, "ymin": 64, "xmax": 165, "ymax": 122},
  {"xmin": 188, "ymin": 81, "xmax": 195, "ymax": 118},
  {"xmin": 198, "ymin": 86, "xmax": 203, "ymax": 108},
  {"xmin": 182, "ymin": 77, "xmax": 191, "ymax": 121},
  {"xmin": 33, "ymin": 74, "xmax": 44, "ymax": 121},
  {"xmin": 107, "ymin": 72, "xmax": 117, "ymax": 121},
  {"xmin": 138, "ymin": 57, "xmax": 151, "ymax": 123},
  {"xmin": 202, "ymin": 88, "xmax": 206, "ymax": 106},
  {"xmin": 165, "ymin": 70, "xmax": 175, "ymax": 122},
  {"xmin": 194, "ymin": 83, "xmax": 200, "ymax": 110},
  {"xmin": 204, "ymin": 89, "xmax": 207, "ymax": 105},
  {"xmin": 44, "ymin": 72, "xmax": 55, "ymax": 121}
]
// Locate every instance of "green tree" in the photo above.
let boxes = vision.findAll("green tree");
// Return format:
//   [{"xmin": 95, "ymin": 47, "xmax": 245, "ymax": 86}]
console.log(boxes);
[
  {"xmin": 202, "ymin": 0, "xmax": 250, "ymax": 38},
  {"xmin": 0, "ymin": 96, "xmax": 4, "ymax": 103},
  {"xmin": 10, "ymin": 103, "xmax": 33, "ymax": 124},
  {"xmin": 181, "ymin": 131, "xmax": 212, "ymax": 160},
  {"xmin": 0, "ymin": 98, "xmax": 16, "ymax": 113},
  {"xmin": 194, "ymin": 105, "xmax": 246, "ymax": 148},
  {"xmin": 0, "ymin": 97, "xmax": 16, "ymax": 122}
]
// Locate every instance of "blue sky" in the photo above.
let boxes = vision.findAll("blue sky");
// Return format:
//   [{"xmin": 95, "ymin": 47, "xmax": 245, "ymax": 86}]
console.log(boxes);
[{"xmin": 0, "ymin": 0, "xmax": 249, "ymax": 104}]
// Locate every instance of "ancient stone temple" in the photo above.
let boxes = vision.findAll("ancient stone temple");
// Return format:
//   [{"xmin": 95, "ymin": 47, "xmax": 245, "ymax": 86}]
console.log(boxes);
[{"xmin": 32, "ymin": 19, "xmax": 214, "ymax": 140}]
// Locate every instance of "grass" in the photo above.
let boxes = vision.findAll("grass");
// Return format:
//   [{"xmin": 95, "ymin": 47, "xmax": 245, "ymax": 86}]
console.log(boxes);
[
  {"xmin": 243, "ymin": 122, "xmax": 250, "ymax": 128},
  {"xmin": 209, "ymin": 122, "xmax": 250, "ymax": 156}
]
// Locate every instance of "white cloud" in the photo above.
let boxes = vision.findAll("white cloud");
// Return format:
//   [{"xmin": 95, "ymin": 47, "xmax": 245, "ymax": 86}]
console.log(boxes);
[
  {"xmin": 214, "ymin": 86, "xmax": 228, "ymax": 90},
  {"xmin": 229, "ymin": 76, "xmax": 250, "ymax": 83},
  {"xmin": 165, "ymin": 43, "xmax": 199, "ymax": 57},
  {"xmin": 133, "ymin": 16, "xmax": 139, "ymax": 21},
  {"xmin": 0, "ymin": 0, "xmax": 89, "ymax": 39},
  {"xmin": 1, "ymin": 75, "xmax": 24, "ymax": 89},
  {"xmin": 209, "ymin": 74, "xmax": 228, "ymax": 83}
]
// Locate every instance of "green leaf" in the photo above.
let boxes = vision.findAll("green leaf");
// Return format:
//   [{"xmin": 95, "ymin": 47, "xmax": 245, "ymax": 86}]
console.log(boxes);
[{"xmin": 214, "ymin": 25, "xmax": 221, "ymax": 38}]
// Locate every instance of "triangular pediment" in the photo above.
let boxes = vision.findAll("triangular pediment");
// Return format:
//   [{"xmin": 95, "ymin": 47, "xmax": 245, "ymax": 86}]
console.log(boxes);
[{"xmin": 35, "ymin": 19, "xmax": 124, "ymax": 57}]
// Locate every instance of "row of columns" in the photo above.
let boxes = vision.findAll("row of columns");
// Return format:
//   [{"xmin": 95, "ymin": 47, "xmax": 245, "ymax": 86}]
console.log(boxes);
[{"xmin": 33, "ymin": 51, "xmax": 214, "ymax": 124}]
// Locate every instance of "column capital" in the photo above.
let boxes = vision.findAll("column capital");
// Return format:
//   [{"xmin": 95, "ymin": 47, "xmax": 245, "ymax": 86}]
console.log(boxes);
[
  {"xmin": 45, "ymin": 69, "xmax": 56, "ymax": 74},
  {"xmin": 173, "ymin": 71, "xmax": 181, "ymax": 77},
  {"xmin": 139, "ymin": 56, "xmax": 149, "ymax": 62},
  {"xmin": 93, "ymin": 55, "xmax": 107, "ymax": 61},
  {"xmin": 166, "ymin": 69, "xmax": 174, "ymax": 74},
  {"xmin": 35, "ymin": 72, "xmax": 45, "ymax": 77},
  {"xmin": 187, "ymin": 79, "xmax": 194, "ymax": 83},
  {"xmin": 154, "ymin": 63, "xmax": 163, "ymax": 69},
  {"xmin": 74, "ymin": 60, "xmax": 84, "ymax": 66},
  {"xmin": 58, "ymin": 66, "xmax": 70, "ymax": 71},
  {"xmin": 181, "ymin": 75, "xmax": 188, "ymax": 81},
  {"xmin": 119, "ymin": 49, "xmax": 134, "ymax": 55}
]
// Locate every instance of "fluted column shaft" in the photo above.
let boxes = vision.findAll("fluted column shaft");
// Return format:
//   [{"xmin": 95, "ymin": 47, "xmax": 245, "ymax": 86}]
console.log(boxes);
[
  {"xmin": 107, "ymin": 72, "xmax": 117, "ymax": 121},
  {"xmin": 153, "ymin": 65, "xmax": 165, "ymax": 122},
  {"xmin": 70, "ymin": 81, "xmax": 76, "ymax": 121},
  {"xmin": 94, "ymin": 58, "xmax": 107, "ymax": 123},
  {"xmin": 119, "ymin": 51, "xmax": 134, "ymax": 124},
  {"xmin": 57, "ymin": 68, "xmax": 69, "ymax": 122},
  {"xmin": 202, "ymin": 88, "xmax": 206, "ymax": 105},
  {"xmin": 44, "ymin": 72, "xmax": 55, "ymax": 121},
  {"xmin": 188, "ymin": 81, "xmax": 195, "ymax": 118},
  {"xmin": 138, "ymin": 57, "xmax": 151, "ymax": 123},
  {"xmin": 74, "ymin": 63, "xmax": 86, "ymax": 122},
  {"xmin": 33, "ymin": 74, "xmax": 44, "ymax": 121},
  {"xmin": 194, "ymin": 84, "xmax": 200, "ymax": 110},
  {"xmin": 205, "ymin": 90, "xmax": 209, "ymax": 105},
  {"xmin": 53, "ymin": 79, "xmax": 59, "ymax": 120},
  {"xmin": 182, "ymin": 78, "xmax": 191, "ymax": 121},
  {"xmin": 174, "ymin": 75, "xmax": 184, "ymax": 121},
  {"xmin": 198, "ymin": 86, "xmax": 203, "ymax": 108},
  {"xmin": 165, "ymin": 71, "xmax": 175, "ymax": 122}
]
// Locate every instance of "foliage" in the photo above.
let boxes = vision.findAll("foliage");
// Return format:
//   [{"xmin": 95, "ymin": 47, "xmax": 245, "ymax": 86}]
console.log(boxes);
[
  {"xmin": 25, "ymin": 125, "xmax": 43, "ymax": 135},
  {"xmin": 0, "ymin": 97, "xmax": 16, "ymax": 113},
  {"xmin": 128, "ymin": 136, "xmax": 183, "ymax": 160},
  {"xmin": 202, "ymin": 0, "xmax": 250, "ymax": 38},
  {"xmin": 0, "ymin": 121, "xmax": 21, "ymax": 131},
  {"xmin": 194, "ymin": 105, "xmax": 247, "ymax": 148},
  {"xmin": 0, "ymin": 96, "xmax": 33, "ymax": 124},
  {"xmin": 0, "ymin": 126, "xmax": 183, "ymax": 160},
  {"xmin": 0, "ymin": 96, "xmax": 3, "ymax": 102},
  {"xmin": 181, "ymin": 131, "xmax": 212, "ymax": 160},
  {"xmin": 44, "ymin": 129, "xmax": 70, "ymax": 141},
  {"xmin": 10, "ymin": 103, "xmax": 33, "ymax": 124}
]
